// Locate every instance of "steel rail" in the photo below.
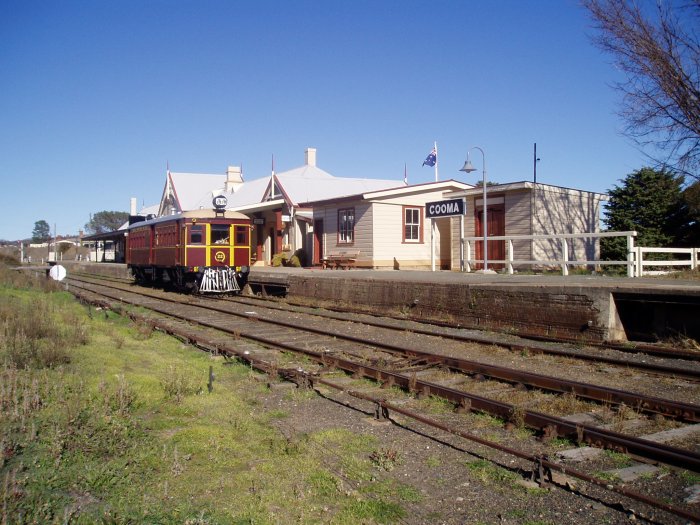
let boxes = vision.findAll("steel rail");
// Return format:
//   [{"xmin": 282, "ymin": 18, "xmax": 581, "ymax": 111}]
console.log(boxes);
[
  {"xmin": 231, "ymin": 295, "xmax": 700, "ymax": 371},
  {"xmin": 66, "ymin": 279, "xmax": 700, "ymax": 473},
  {"xmin": 68, "ymin": 275, "xmax": 700, "ymax": 418},
  {"xmin": 68, "ymin": 285, "xmax": 700, "ymax": 523},
  {"xmin": 312, "ymin": 376, "xmax": 700, "ymax": 524},
  {"xmin": 235, "ymin": 294, "xmax": 700, "ymax": 361},
  {"xmin": 223, "ymin": 300, "xmax": 700, "ymax": 422},
  {"xmin": 231, "ymin": 306, "xmax": 700, "ymax": 422},
  {"xmin": 71, "ymin": 273, "xmax": 700, "ymax": 365},
  {"xmin": 71, "ymin": 271, "xmax": 700, "ymax": 362}
]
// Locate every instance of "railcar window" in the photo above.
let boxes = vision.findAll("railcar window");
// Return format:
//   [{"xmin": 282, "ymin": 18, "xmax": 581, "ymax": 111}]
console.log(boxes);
[
  {"xmin": 211, "ymin": 224, "xmax": 230, "ymax": 245},
  {"xmin": 235, "ymin": 225, "xmax": 248, "ymax": 245},
  {"xmin": 189, "ymin": 225, "xmax": 203, "ymax": 244}
]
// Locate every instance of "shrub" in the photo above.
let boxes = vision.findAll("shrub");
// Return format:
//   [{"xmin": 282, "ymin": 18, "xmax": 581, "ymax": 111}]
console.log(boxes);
[{"xmin": 161, "ymin": 365, "xmax": 201, "ymax": 403}]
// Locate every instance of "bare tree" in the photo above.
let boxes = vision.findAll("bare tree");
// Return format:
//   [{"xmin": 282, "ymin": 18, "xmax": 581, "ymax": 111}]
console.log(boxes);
[{"xmin": 584, "ymin": 0, "xmax": 700, "ymax": 181}]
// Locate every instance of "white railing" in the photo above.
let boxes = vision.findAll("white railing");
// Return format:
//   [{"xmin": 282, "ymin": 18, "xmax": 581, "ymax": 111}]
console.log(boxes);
[
  {"xmin": 461, "ymin": 231, "xmax": 639, "ymax": 276},
  {"xmin": 635, "ymin": 247, "xmax": 699, "ymax": 276},
  {"xmin": 461, "ymin": 231, "xmax": 699, "ymax": 277}
]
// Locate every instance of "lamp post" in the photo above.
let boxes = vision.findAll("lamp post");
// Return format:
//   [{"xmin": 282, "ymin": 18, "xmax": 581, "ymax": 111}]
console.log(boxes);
[{"xmin": 460, "ymin": 146, "xmax": 492, "ymax": 273}]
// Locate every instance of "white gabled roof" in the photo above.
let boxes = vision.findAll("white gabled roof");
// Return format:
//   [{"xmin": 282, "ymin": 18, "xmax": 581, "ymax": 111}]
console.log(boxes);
[
  {"xmin": 139, "ymin": 203, "xmax": 160, "ymax": 216},
  {"xmin": 167, "ymin": 171, "xmax": 227, "ymax": 211},
  {"xmin": 363, "ymin": 179, "xmax": 473, "ymax": 200},
  {"xmin": 225, "ymin": 164, "xmax": 405, "ymax": 210},
  {"xmin": 276, "ymin": 165, "xmax": 403, "ymax": 204},
  {"xmin": 222, "ymin": 177, "xmax": 271, "ymax": 209},
  {"xmin": 303, "ymin": 179, "xmax": 473, "ymax": 206},
  {"xmin": 445, "ymin": 181, "xmax": 608, "ymax": 200},
  {"xmin": 157, "ymin": 151, "xmax": 407, "ymax": 216}
]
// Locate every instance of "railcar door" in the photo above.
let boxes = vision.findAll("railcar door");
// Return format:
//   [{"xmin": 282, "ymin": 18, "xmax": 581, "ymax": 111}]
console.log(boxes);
[
  {"xmin": 185, "ymin": 223, "xmax": 206, "ymax": 268},
  {"xmin": 232, "ymin": 224, "xmax": 251, "ymax": 267},
  {"xmin": 209, "ymin": 223, "xmax": 232, "ymax": 267}
]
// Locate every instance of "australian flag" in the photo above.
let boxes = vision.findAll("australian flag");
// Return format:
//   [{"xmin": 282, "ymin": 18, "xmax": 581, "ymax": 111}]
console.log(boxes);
[{"xmin": 422, "ymin": 147, "xmax": 437, "ymax": 167}]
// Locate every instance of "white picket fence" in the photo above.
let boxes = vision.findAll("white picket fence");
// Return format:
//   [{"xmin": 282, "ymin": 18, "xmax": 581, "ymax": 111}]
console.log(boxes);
[{"xmin": 460, "ymin": 231, "xmax": 699, "ymax": 277}]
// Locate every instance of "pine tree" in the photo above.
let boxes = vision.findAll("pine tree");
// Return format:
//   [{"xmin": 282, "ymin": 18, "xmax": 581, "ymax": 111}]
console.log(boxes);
[
  {"xmin": 31, "ymin": 220, "xmax": 51, "ymax": 243},
  {"xmin": 602, "ymin": 167, "xmax": 685, "ymax": 261}
]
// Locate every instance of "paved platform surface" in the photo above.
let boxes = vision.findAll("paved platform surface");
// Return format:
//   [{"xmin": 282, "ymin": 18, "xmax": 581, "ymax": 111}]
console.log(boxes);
[{"xmin": 249, "ymin": 266, "xmax": 700, "ymax": 295}]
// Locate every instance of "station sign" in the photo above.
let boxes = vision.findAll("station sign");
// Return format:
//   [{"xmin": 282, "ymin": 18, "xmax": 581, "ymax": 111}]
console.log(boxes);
[
  {"xmin": 253, "ymin": 218, "xmax": 265, "ymax": 225},
  {"xmin": 425, "ymin": 198, "xmax": 466, "ymax": 218}
]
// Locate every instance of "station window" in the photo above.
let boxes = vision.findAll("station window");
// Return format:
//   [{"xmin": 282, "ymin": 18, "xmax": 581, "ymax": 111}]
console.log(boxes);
[
  {"xmin": 211, "ymin": 224, "xmax": 230, "ymax": 245},
  {"xmin": 403, "ymin": 206, "xmax": 423, "ymax": 243},
  {"xmin": 189, "ymin": 225, "xmax": 203, "ymax": 244},
  {"xmin": 338, "ymin": 208, "xmax": 354, "ymax": 244}
]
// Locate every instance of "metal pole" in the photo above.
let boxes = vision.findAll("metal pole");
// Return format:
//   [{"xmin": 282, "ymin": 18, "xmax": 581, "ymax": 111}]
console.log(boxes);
[
  {"xmin": 533, "ymin": 142, "xmax": 537, "ymax": 184},
  {"xmin": 434, "ymin": 141, "xmax": 439, "ymax": 182},
  {"xmin": 470, "ymin": 147, "xmax": 488, "ymax": 271},
  {"xmin": 459, "ymin": 213, "xmax": 465, "ymax": 272},
  {"xmin": 482, "ymin": 157, "xmax": 488, "ymax": 271},
  {"xmin": 430, "ymin": 219, "xmax": 435, "ymax": 271}
]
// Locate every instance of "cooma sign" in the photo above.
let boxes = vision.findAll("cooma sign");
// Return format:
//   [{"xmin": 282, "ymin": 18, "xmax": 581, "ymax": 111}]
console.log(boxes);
[{"xmin": 425, "ymin": 198, "xmax": 466, "ymax": 219}]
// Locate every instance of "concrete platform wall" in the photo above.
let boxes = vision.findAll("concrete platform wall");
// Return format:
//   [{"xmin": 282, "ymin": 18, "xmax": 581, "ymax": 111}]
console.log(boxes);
[
  {"xmin": 284, "ymin": 274, "xmax": 619, "ymax": 341},
  {"xmin": 60, "ymin": 261, "xmax": 132, "ymax": 279}
]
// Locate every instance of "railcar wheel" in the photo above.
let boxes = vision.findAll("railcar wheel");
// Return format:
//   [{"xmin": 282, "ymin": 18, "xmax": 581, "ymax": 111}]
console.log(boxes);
[{"xmin": 184, "ymin": 277, "xmax": 200, "ymax": 294}]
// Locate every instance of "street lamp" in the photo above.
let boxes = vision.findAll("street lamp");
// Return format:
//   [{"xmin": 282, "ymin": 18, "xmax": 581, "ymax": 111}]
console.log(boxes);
[{"xmin": 460, "ymin": 146, "xmax": 493, "ymax": 273}]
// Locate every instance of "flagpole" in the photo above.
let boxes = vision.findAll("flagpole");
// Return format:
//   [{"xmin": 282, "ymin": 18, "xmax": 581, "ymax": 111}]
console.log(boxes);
[
  {"xmin": 404, "ymin": 163, "xmax": 408, "ymax": 185},
  {"xmin": 434, "ymin": 141, "xmax": 439, "ymax": 182},
  {"xmin": 270, "ymin": 154, "xmax": 275, "ymax": 199}
]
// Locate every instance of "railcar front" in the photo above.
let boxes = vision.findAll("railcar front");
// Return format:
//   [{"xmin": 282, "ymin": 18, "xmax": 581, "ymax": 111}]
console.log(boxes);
[{"xmin": 126, "ymin": 210, "xmax": 251, "ymax": 293}]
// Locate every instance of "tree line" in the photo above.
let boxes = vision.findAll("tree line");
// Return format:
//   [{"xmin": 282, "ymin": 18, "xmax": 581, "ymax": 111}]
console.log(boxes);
[
  {"xmin": 602, "ymin": 167, "xmax": 699, "ymax": 261},
  {"xmin": 30, "ymin": 211, "xmax": 129, "ymax": 243}
]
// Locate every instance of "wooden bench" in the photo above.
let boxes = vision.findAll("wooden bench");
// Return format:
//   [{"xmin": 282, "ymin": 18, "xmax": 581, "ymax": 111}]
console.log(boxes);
[{"xmin": 321, "ymin": 250, "xmax": 360, "ymax": 270}]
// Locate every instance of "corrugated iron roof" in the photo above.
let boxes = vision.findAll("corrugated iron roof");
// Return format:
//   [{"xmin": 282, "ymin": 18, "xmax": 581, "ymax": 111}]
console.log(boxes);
[{"xmin": 163, "ymin": 163, "xmax": 405, "ymax": 213}]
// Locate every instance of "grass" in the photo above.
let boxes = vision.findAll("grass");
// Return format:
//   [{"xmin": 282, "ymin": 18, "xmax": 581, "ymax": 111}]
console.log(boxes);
[
  {"xmin": 602, "ymin": 450, "xmax": 634, "ymax": 468},
  {"xmin": 418, "ymin": 394, "xmax": 456, "ymax": 414},
  {"xmin": 0, "ymin": 264, "xmax": 416, "ymax": 524},
  {"xmin": 679, "ymin": 470, "xmax": 700, "ymax": 485},
  {"xmin": 465, "ymin": 459, "xmax": 518, "ymax": 485}
]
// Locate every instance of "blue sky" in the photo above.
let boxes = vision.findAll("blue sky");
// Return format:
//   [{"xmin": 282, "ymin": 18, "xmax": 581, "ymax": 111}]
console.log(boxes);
[{"xmin": 0, "ymin": 0, "xmax": 647, "ymax": 241}]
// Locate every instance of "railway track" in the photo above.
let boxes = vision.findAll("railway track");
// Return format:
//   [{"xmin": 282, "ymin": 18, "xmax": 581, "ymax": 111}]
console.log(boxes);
[
  {"xmin": 73, "ymin": 271, "xmax": 700, "ymax": 368},
  {"xmin": 231, "ymin": 294, "xmax": 700, "ymax": 364},
  {"xmin": 63, "ymin": 273, "xmax": 700, "ymax": 522}
]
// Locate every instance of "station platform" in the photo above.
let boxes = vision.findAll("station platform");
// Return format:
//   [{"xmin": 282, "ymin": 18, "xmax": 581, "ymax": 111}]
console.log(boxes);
[
  {"xmin": 248, "ymin": 266, "xmax": 700, "ymax": 343},
  {"xmin": 57, "ymin": 261, "xmax": 699, "ymax": 343}
]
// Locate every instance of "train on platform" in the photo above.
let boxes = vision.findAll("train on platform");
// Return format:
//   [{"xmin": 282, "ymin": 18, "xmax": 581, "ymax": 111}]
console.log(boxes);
[{"xmin": 126, "ymin": 206, "xmax": 252, "ymax": 294}]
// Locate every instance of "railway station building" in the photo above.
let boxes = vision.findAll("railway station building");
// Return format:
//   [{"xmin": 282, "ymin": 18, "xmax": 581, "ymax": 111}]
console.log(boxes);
[
  {"xmin": 308, "ymin": 181, "xmax": 606, "ymax": 270},
  {"xmin": 155, "ymin": 148, "xmax": 404, "ymax": 266},
  {"xmin": 150, "ymin": 147, "xmax": 606, "ymax": 271}
]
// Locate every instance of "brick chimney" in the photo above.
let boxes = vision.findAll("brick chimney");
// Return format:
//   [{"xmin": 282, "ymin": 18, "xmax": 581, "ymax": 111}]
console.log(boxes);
[{"xmin": 305, "ymin": 148, "xmax": 317, "ymax": 167}]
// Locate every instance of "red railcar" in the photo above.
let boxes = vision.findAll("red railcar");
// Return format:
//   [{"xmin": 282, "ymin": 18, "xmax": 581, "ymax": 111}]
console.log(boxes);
[{"xmin": 127, "ymin": 209, "xmax": 251, "ymax": 293}]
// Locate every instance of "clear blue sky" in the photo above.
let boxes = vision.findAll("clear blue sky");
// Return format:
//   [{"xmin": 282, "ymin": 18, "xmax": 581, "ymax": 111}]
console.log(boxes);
[{"xmin": 0, "ymin": 0, "xmax": 647, "ymax": 241}]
